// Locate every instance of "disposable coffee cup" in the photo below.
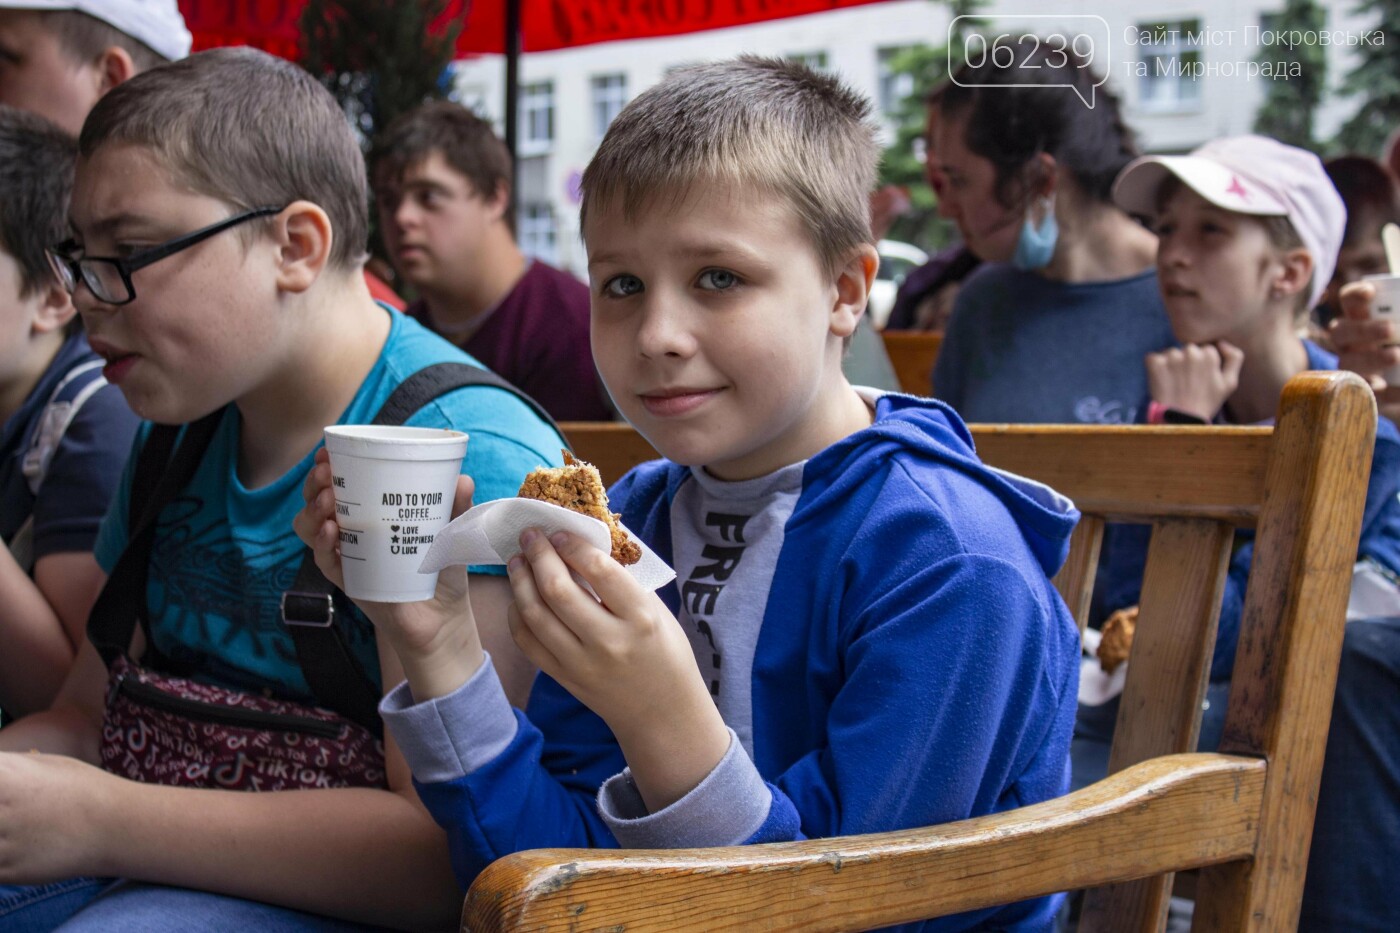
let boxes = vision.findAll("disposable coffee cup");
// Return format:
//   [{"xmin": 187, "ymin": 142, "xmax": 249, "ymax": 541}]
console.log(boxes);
[
  {"xmin": 322, "ymin": 426, "xmax": 468, "ymax": 602},
  {"xmin": 1362, "ymin": 273, "xmax": 1400, "ymax": 386}
]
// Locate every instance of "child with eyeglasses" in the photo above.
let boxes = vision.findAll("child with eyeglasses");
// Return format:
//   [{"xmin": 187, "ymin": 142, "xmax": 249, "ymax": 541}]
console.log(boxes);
[{"xmin": 0, "ymin": 47, "xmax": 561, "ymax": 931}]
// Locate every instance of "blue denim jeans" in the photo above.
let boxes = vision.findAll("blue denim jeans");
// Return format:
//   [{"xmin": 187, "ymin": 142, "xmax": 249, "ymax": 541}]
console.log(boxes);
[
  {"xmin": 1299, "ymin": 616, "xmax": 1400, "ymax": 932},
  {"xmin": 0, "ymin": 879, "xmax": 390, "ymax": 931}
]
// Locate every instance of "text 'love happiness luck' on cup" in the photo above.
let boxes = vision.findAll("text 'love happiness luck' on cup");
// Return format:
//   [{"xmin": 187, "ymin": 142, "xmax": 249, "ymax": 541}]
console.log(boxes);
[{"xmin": 322, "ymin": 426, "xmax": 468, "ymax": 602}]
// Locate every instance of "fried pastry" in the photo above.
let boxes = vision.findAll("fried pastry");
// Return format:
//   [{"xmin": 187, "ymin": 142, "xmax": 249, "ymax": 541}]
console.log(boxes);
[{"xmin": 517, "ymin": 451, "xmax": 642, "ymax": 565}]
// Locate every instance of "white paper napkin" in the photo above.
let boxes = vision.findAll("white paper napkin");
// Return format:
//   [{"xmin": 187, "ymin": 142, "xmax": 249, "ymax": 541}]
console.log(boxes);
[
  {"xmin": 418, "ymin": 498, "xmax": 676, "ymax": 591},
  {"xmin": 1077, "ymin": 626, "xmax": 1129, "ymax": 707}
]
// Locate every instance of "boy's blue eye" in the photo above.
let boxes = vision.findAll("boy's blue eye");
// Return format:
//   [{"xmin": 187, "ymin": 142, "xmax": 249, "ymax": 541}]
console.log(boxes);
[
  {"xmin": 603, "ymin": 274, "xmax": 643, "ymax": 298},
  {"xmin": 697, "ymin": 269, "xmax": 739, "ymax": 291}
]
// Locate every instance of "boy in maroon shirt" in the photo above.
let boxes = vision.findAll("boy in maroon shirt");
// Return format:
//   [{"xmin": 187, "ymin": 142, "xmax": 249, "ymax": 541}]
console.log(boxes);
[{"xmin": 371, "ymin": 101, "xmax": 613, "ymax": 421}]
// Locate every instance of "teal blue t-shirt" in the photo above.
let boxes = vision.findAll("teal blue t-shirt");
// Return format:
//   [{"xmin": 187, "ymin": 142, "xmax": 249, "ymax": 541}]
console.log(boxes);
[{"xmin": 94, "ymin": 308, "xmax": 563, "ymax": 702}]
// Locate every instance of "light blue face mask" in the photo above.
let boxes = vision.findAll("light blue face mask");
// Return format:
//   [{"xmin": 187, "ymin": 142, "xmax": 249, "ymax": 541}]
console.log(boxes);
[{"xmin": 1012, "ymin": 195, "xmax": 1058, "ymax": 271}]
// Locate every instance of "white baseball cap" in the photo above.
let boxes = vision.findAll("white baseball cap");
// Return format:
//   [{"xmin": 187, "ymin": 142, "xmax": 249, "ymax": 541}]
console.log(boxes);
[
  {"xmin": 1113, "ymin": 134, "xmax": 1346, "ymax": 310},
  {"xmin": 0, "ymin": 1, "xmax": 191, "ymax": 62}
]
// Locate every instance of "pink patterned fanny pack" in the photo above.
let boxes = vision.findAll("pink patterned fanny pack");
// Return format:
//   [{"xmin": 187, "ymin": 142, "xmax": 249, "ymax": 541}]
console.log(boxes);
[{"xmin": 100, "ymin": 655, "xmax": 386, "ymax": 791}]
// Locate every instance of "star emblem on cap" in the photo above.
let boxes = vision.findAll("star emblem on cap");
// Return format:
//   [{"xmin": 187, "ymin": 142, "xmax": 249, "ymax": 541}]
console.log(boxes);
[{"xmin": 1225, "ymin": 176, "xmax": 1250, "ymax": 202}]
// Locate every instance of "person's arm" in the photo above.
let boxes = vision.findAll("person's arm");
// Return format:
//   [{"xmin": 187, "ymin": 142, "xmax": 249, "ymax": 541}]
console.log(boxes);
[
  {"xmin": 510, "ymin": 508, "xmax": 1076, "ymax": 833},
  {"xmin": 0, "ymin": 633, "xmax": 108, "ymax": 760},
  {"xmin": 35, "ymin": 552, "xmax": 106, "ymax": 648},
  {"xmin": 0, "ymin": 627, "xmax": 463, "ymax": 930},
  {"xmin": 0, "ymin": 545, "xmax": 79, "ymax": 715}
]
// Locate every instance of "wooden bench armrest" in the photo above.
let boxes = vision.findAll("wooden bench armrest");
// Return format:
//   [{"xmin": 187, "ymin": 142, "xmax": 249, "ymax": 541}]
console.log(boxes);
[{"xmin": 463, "ymin": 753, "xmax": 1266, "ymax": 932}]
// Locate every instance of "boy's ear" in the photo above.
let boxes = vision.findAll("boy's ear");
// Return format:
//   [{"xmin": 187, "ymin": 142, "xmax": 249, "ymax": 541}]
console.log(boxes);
[
  {"xmin": 1272, "ymin": 247, "xmax": 1315, "ymax": 302},
  {"xmin": 483, "ymin": 178, "xmax": 512, "ymax": 224},
  {"xmin": 270, "ymin": 201, "xmax": 334, "ymax": 294},
  {"xmin": 95, "ymin": 46, "xmax": 137, "ymax": 96},
  {"xmin": 830, "ymin": 243, "xmax": 880, "ymax": 338},
  {"xmin": 29, "ymin": 280, "xmax": 77, "ymax": 335}
]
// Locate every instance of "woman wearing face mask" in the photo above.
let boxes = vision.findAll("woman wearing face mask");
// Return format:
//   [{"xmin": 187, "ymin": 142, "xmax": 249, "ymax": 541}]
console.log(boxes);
[{"xmin": 931, "ymin": 37, "xmax": 1175, "ymax": 424}]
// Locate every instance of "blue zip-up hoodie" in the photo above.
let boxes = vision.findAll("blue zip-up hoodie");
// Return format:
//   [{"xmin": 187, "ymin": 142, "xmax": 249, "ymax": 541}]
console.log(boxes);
[{"xmin": 386, "ymin": 393, "xmax": 1082, "ymax": 932}]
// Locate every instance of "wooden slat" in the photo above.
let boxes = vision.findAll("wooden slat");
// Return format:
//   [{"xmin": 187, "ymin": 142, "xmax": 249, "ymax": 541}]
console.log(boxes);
[
  {"xmin": 1079, "ymin": 518, "xmax": 1235, "ymax": 932},
  {"xmin": 973, "ymin": 427, "xmax": 1272, "ymax": 523},
  {"xmin": 1197, "ymin": 372, "xmax": 1376, "ymax": 931},
  {"xmin": 563, "ymin": 422, "xmax": 1276, "ymax": 523},
  {"xmin": 880, "ymin": 330, "xmax": 943, "ymax": 397},
  {"xmin": 1108, "ymin": 520, "xmax": 1235, "ymax": 769},
  {"xmin": 1053, "ymin": 515, "xmax": 1103, "ymax": 634},
  {"xmin": 464, "ymin": 756, "xmax": 1264, "ymax": 933}
]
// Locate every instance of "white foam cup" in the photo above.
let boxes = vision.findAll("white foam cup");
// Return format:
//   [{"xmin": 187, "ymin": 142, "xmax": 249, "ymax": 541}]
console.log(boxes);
[
  {"xmin": 322, "ymin": 426, "xmax": 468, "ymax": 602},
  {"xmin": 1362, "ymin": 273, "xmax": 1400, "ymax": 386}
]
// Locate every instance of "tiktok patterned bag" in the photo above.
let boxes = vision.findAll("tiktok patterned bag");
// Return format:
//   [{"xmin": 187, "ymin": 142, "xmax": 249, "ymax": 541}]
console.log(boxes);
[{"xmin": 92, "ymin": 364, "xmax": 562, "ymax": 792}]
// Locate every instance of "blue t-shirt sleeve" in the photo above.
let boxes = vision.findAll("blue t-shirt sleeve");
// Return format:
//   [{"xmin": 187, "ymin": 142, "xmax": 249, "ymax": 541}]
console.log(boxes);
[{"xmin": 32, "ymin": 383, "xmax": 140, "ymax": 560}]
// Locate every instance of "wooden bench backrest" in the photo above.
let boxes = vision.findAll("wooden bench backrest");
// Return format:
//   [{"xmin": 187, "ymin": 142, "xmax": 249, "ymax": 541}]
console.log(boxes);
[
  {"xmin": 880, "ymin": 330, "xmax": 942, "ymax": 396},
  {"xmin": 471, "ymin": 372, "xmax": 1374, "ymax": 932}
]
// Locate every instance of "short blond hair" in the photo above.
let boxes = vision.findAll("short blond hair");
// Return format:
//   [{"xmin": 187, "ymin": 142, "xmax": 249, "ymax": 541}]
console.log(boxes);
[{"xmin": 580, "ymin": 56, "xmax": 878, "ymax": 279}]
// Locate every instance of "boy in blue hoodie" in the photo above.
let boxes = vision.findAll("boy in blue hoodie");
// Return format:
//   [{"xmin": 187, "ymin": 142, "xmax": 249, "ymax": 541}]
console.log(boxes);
[{"xmin": 299, "ymin": 56, "xmax": 1081, "ymax": 932}]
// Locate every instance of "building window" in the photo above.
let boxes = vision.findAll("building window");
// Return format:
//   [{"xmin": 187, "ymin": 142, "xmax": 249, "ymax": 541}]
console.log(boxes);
[
  {"xmin": 591, "ymin": 73, "xmax": 628, "ymax": 141},
  {"xmin": 518, "ymin": 203, "xmax": 557, "ymax": 264},
  {"xmin": 786, "ymin": 51, "xmax": 829, "ymax": 73},
  {"xmin": 1135, "ymin": 19, "xmax": 1203, "ymax": 114},
  {"xmin": 519, "ymin": 81, "xmax": 554, "ymax": 154},
  {"xmin": 877, "ymin": 46, "xmax": 915, "ymax": 117}
]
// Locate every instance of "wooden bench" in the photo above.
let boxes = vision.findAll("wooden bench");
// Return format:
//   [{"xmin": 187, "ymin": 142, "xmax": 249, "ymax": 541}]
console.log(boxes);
[
  {"xmin": 880, "ymin": 330, "xmax": 943, "ymax": 396},
  {"xmin": 469, "ymin": 372, "xmax": 1374, "ymax": 931}
]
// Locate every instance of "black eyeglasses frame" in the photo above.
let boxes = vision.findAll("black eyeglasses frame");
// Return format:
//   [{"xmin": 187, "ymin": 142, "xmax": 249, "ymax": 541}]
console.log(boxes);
[{"xmin": 47, "ymin": 205, "xmax": 286, "ymax": 306}]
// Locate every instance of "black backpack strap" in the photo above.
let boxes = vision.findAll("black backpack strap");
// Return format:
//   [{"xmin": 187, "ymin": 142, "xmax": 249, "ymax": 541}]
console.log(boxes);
[
  {"xmin": 280, "ymin": 363, "xmax": 565, "ymax": 731},
  {"xmin": 371, "ymin": 362, "xmax": 561, "ymax": 435},
  {"xmin": 88, "ymin": 412, "xmax": 225, "ymax": 667}
]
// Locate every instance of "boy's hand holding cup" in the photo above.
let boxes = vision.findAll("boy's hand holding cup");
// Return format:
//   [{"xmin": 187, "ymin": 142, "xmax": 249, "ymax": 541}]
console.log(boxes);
[{"xmin": 297, "ymin": 429, "xmax": 484, "ymax": 698}]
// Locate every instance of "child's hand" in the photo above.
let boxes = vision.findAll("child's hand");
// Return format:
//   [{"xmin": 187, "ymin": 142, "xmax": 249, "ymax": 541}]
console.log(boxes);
[
  {"xmin": 1332, "ymin": 281, "xmax": 1400, "ymax": 387},
  {"xmin": 0, "ymin": 751, "xmax": 119, "ymax": 884},
  {"xmin": 506, "ymin": 529, "xmax": 730, "ymax": 812},
  {"xmin": 294, "ymin": 448, "xmax": 482, "ymax": 693},
  {"xmin": 1145, "ymin": 342, "xmax": 1243, "ymax": 422}
]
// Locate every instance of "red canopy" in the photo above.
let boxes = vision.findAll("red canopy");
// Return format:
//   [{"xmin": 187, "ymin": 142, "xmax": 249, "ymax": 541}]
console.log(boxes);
[{"xmin": 179, "ymin": 0, "xmax": 896, "ymax": 58}]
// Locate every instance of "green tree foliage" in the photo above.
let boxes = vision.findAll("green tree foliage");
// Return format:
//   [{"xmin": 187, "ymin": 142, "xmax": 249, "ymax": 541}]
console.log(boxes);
[
  {"xmin": 1338, "ymin": 0, "xmax": 1400, "ymax": 156},
  {"xmin": 1251, "ymin": 0, "xmax": 1327, "ymax": 150},
  {"xmin": 299, "ymin": 0, "xmax": 463, "ymax": 147},
  {"xmin": 879, "ymin": 1, "xmax": 986, "ymax": 250}
]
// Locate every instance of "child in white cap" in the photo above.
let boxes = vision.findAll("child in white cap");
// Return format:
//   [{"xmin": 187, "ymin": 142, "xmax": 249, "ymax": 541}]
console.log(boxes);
[
  {"xmin": 0, "ymin": 1, "xmax": 189, "ymax": 134},
  {"xmin": 1105, "ymin": 132, "xmax": 1400, "ymax": 636},
  {"xmin": 1109, "ymin": 134, "xmax": 1400, "ymax": 931}
]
